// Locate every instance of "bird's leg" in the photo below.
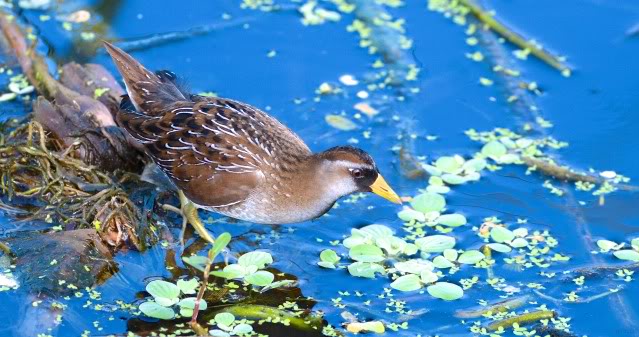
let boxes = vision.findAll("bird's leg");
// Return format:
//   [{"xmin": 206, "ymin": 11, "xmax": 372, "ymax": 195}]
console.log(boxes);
[
  {"xmin": 179, "ymin": 191, "xmax": 216, "ymax": 244},
  {"xmin": 163, "ymin": 190, "xmax": 216, "ymax": 246}
]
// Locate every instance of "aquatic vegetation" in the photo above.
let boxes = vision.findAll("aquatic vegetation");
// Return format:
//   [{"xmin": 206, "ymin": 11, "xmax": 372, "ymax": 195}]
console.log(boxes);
[
  {"xmin": 208, "ymin": 312, "xmax": 254, "ymax": 336},
  {"xmin": 325, "ymin": 114, "xmax": 358, "ymax": 131},
  {"xmin": 138, "ymin": 279, "xmax": 206, "ymax": 320},
  {"xmin": 0, "ymin": 121, "xmax": 145, "ymax": 248},
  {"xmin": 596, "ymin": 238, "xmax": 639, "ymax": 263},
  {"xmin": 211, "ymin": 251, "xmax": 276, "ymax": 287},
  {"xmin": 466, "ymin": 127, "xmax": 633, "ymax": 201}
]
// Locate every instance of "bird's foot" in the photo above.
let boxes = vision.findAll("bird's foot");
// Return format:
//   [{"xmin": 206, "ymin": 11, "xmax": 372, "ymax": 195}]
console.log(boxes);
[{"xmin": 162, "ymin": 190, "xmax": 216, "ymax": 247}]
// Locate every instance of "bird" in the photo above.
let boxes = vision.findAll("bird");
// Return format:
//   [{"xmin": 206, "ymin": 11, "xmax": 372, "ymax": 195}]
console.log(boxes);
[{"xmin": 103, "ymin": 41, "xmax": 401, "ymax": 243}]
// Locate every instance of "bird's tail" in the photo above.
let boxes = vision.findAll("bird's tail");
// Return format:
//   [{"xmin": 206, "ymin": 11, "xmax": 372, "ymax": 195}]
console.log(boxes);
[{"xmin": 103, "ymin": 41, "xmax": 186, "ymax": 114}]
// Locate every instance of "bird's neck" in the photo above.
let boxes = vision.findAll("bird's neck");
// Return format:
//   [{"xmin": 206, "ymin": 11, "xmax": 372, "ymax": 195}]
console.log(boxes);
[{"xmin": 288, "ymin": 156, "xmax": 356, "ymax": 209}]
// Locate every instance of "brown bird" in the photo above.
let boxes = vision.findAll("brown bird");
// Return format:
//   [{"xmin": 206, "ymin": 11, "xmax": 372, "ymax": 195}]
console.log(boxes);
[{"xmin": 103, "ymin": 42, "xmax": 401, "ymax": 242}]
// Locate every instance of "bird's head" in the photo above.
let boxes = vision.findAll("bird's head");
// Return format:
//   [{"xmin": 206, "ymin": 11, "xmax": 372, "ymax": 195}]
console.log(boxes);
[{"xmin": 316, "ymin": 146, "xmax": 402, "ymax": 204}]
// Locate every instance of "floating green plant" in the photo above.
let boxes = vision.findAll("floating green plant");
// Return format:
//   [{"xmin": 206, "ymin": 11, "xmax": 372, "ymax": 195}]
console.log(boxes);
[
  {"xmin": 211, "ymin": 251, "xmax": 276, "ymax": 287},
  {"xmin": 316, "ymin": 223, "xmax": 470, "ymax": 299},
  {"xmin": 138, "ymin": 279, "xmax": 206, "ymax": 320},
  {"xmin": 466, "ymin": 127, "xmax": 633, "ymax": 201},
  {"xmin": 596, "ymin": 238, "xmax": 639, "ymax": 263},
  {"xmin": 208, "ymin": 312, "xmax": 254, "ymax": 336}
]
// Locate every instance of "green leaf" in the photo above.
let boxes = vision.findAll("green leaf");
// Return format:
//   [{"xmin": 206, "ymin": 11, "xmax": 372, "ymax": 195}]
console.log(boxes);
[
  {"xmin": 245, "ymin": 271, "xmax": 275, "ymax": 287},
  {"xmin": 177, "ymin": 278, "xmax": 199, "ymax": 295},
  {"xmin": 436, "ymin": 213, "xmax": 467, "ymax": 227},
  {"xmin": 348, "ymin": 262, "xmax": 384, "ymax": 278},
  {"xmin": 146, "ymin": 280, "xmax": 180, "ymax": 305},
  {"xmin": 420, "ymin": 270, "xmax": 439, "ymax": 284},
  {"xmin": 359, "ymin": 224, "xmax": 394, "ymax": 239},
  {"xmin": 376, "ymin": 236, "xmax": 407, "ymax": 256},
  {"xmin": 481, "ymin": 141, "xmax": 507, "ymax": 160},
  {"xmin": 209, "ymin": 330, "xmax": 231, "ymax": 337},
  {"xmin": 343, "ymin": 234, "xmax": 370, "ymax": 248},
  {"xmin": 403, "ymin": 243, "xmax": 419, "ymax": 256},
  {"xmin": 215, "ymin": 312, "xmax": 236, "ymax": 327},
  {"xmin": 435, "ymin": 156, "xmax": 462, "ymax": 174},
  {"xmin": 464, "ymin": 172, "xmax": 481, "ymax": 181},
  {"xmin": 441, "ymin": 174, "xmax": 466, "ymax": 185},
  {"xmin": 510, "ymin": 238, "xmax": 529, "ymax": 248},
  {"xmin": 393, "ymin": 259, "xmax": 433, "ymax": 274},
  {"xmin": 426, "ymin": 185, "xmax": 451, "ymax": 194},
  {"xmin": 463, "ymin": 158, "xmax": 486, "ymax": 173},
  {"xmin": 613, "ymin": 250, "xmax": 639, "ymax": 262},
  {"xmin": 320, "ymin": 249, "xmax": 341, "ymax": 264},
  {"xmin": 497, "ymin": 153, "xmax": 520, "ymax": 164},
  {"xmin": 490, "ymin": 226, "xmax": 515, "ymax": 243},
  {"xmin": 179, "ymin": 307, "xmax": 194, "ymax": 318},
  {"xmin": 325, "ymin": 114, "xmax": 358, "ymax": 130},
  {"xmin": 415, "ymin": 235, "xmax": 456, "ymax": 253},
  {"xmin": 419, "ymin": 270, "xmax": 439, "ymax": 284},
  {"xmin": 632, "ymin": 238, "xmax": 639, "ymax": 251},
  {"xmin": 500, "ymin": 137, "xmax": 516, "ymax": 148},
  {"xmin": 432, "ymin": 255, "xmax": 455, "ymax": 269},
  {"xmin": 515, "ymin": 138, "xmax": 533, "ymax": 148},
  {"xmin": 390, "ymin": 274, "xmax": 422, "ymax": 292},
  {"xmin": 457, "ymin": 250, "xmax": 485, "ymax": 264},
  {"xmin": 398, "ymin": 209, "xmax": 426, "ymax": 222},
  {"xmin": 238, "ymin": 251, "xmax": 273, "ymax": 269},
  {"xmin": 259, "ymin": 279, "xmax": 296, "ymax": 293},
  {"xmin": 513, "ymin": 228, "xmax": 529, "ymax": 237},
  {"xmin": 422, "ymin": 164, "xmax": 442, "ymax": 176},
  {"xmin": 177, "ymin": 297, "xmax": 208, "ymax": 311},
  {"xmin": 349, "ymin": 244, "xmax": 385, "ymax": 262},
  {"xmin": 139, "ymin": 301, "xmax": 175, "ymax": 320},
  {"xmin": 429, "ymin": 176, "xmax": 444, "ymax": 186},
  {"xmin": 443, "ymin": 249, "xmax": 458, "ymax": 261},
  {"xmin": 411, "ymin": 192, "xmax": 446, "ymax": 213},
  {"xmin": 347, "ymin": 321, "xmax": 385, "ymax": 334},
  {"xmin": 211, "ymin": 264, "xmax": 247, "ymax": 279},
  {"xmin": 182, "ymin": 255, "xmax": 209, "ymax": 272},
  {"xmin": 318, "ymin": 261, "xmax": 337, "ymax": 269},
  {"xmin": 210, "ymin": 232, "xmax": 232, "ymax": 261},
  {"xmin": 232, "ymin": 323, "xmax": 254, "ymax": 335},
  {"xmin": 487, "ymin": 243, "xmax": 512, "ymax": 253},
  {"xmin": 597, "ymin": 239, "xmax": 619, "ymax": 252},
  {"xmin": 427, "ymin": 282, "xmax": 464, "ymax": 301}
]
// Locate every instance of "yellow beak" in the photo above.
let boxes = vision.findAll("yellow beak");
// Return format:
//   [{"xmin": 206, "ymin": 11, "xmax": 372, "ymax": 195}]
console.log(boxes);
[{"xmin": 369, "ymin": 174, "xmax": 402, "ymax": 204}]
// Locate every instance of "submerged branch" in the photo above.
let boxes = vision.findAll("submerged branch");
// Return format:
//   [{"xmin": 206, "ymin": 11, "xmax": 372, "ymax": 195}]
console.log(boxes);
[
  {"xmin": 218, "ymin": 304, "xmax": 324, "ymax": 331},
  {"xmin": 455, "ymin": 295, "xmax": 529, "ymax": 318},
  {"xmin": 486, "ymin": 310, "xmax": 556, "ymax": 331},
  {"xmin": 521, "ymin": 156, "xmax": 638, "ymax": 191},
  {"xmin": 0, "ymin": 241, "xmax": 12, "ymax": 256},
  {"xmin": 564, "ymin": 262, "xmax": 639, "ymax": 280},
  {"xmin": 460, "ymin": 0, "xmax": 570, "ymax": 74},
  {"xmin": 111, "ymin": 17, "xmax": 255, "ymax": 52}
]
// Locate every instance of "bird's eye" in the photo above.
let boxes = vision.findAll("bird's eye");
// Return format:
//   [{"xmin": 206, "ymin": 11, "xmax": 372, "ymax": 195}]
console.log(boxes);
[{"xmin": 350, "ymin": 168, "xmax": 364, "ymax": 179}]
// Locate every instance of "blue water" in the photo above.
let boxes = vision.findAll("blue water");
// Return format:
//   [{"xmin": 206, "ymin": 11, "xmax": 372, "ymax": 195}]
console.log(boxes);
[{"xmin": 2, "ymin": 0, "xmax": 639, "ymax": 336}]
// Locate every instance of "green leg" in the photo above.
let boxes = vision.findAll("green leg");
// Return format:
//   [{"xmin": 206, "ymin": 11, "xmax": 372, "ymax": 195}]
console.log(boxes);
[{"xmin": 163, "ymin": 190, "xmax": 216, "ymax": 245}]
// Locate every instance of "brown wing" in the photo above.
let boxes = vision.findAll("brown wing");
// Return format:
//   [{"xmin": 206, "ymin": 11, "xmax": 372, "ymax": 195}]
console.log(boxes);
[{"xmin": 118, "ymin": 96, "xmax": 311, "ymax": 207}]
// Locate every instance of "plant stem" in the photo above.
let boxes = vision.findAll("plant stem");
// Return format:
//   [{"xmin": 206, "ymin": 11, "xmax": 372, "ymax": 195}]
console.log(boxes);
[{"xmin": 189, "ymin": 247, "xmax": 213, "ymax": 330}]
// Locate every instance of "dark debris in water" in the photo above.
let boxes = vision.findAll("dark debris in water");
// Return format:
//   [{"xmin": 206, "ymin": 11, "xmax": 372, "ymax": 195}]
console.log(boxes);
[{"xmin": 5, "ymin": 228, "xmax": 117, "ymax": 296}]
